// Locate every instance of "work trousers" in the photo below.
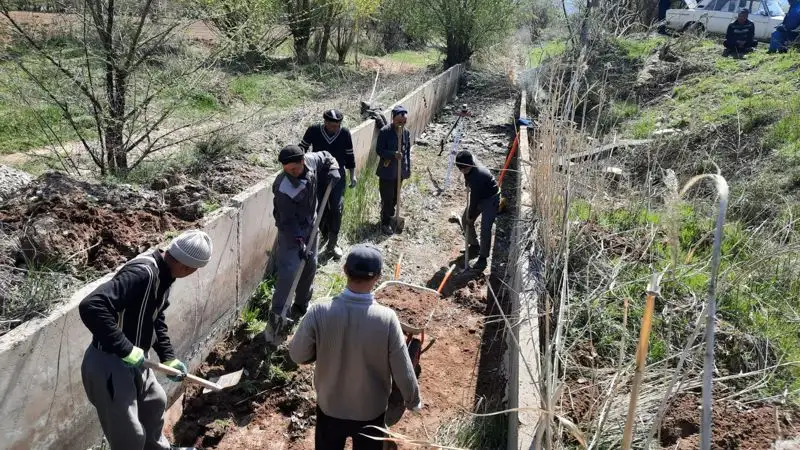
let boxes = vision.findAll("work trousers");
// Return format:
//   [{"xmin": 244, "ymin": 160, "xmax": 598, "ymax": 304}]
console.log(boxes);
[
  {"xmin": 271, "ymin": 232, "xmax": 318, "ymax": 315},
  {"xmin": 462, "ymin": 194, "xmax": 500, "ymax": 259},
  {"xmin": 379, "ymin": 178, "xmax": 402, "ymax": 226},
  {"xmin": 81, "ymin": 345, "xmax": 170, "ymax": 450},
  {"xmin": 319, "ymin": 168, "xmax": 346, "ymax": 250},
  {"xmin": 770, "ymin": 29, "xmax": 799, "ymax": 52},
  {"xmin": 315, "ymin": 406, "xmax": 386, "ymax": 450},
  {"xmin": 723, "ymin": 40, "xmax": 755, "ymax": 55}
]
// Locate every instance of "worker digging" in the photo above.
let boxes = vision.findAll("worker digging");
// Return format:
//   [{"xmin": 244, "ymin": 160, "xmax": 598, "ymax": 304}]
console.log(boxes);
[
  {"xmin": 77, "ymin": 91, "xmax": 517, "ymax": 449},
  {"xmin": 299, "ymin": 109, "xmax": 357, "ymax": 261},
  {"xmin": 79, "ymin": 230, "xmax": 214, "ymax": 450}
]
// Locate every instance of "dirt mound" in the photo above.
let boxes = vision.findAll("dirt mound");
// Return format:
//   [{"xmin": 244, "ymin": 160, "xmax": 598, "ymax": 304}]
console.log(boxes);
[
  {"xmin": 0, "ymin": 172, "xmax": 200, "ymax": 273},
  {"xmin": 375, "ymin": 283, "xmax": 440, "ymax": 329},
  {"xmin": 660, "ymin": 394, "xmax": 800, "ymax": 449}
]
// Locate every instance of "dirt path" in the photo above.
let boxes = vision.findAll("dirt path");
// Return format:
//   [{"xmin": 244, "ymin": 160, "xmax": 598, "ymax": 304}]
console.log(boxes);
[{"xmin": 165, "ymin": 71, "xmax": 518, "ymax": 449}]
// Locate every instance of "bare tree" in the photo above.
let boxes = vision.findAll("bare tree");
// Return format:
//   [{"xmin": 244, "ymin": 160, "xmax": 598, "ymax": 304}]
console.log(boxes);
[{"xmin": 0, "ymin": 1, "xmax": 219, "ymax": 176}]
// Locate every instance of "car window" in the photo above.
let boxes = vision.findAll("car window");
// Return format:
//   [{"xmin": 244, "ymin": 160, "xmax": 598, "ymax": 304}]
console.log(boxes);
[
  {"xmin": 762, "ymin": 0, "xmax": 786, "ymax": 15},
  {"xmin": 711, "ymin": 0, "xmax": 737, "ymax": 11}
]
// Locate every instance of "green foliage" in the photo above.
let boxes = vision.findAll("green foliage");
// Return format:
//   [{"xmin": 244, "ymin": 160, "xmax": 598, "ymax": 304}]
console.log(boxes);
[
  {"xmin": 341, "ymin": 153, "xmax": 380, "ymax": 241},
  {"xmin": 528, "ymin": 40, "xmax": 566, "ymax": 68},
  {"xmin": 613, "ymin": 36, "xmax": 665, "ymax": 60},
  {"xmin": 229, "ymin": 73, "xmax": 321, "ymax": 107},
  {"xmin": 383, "ymin": 49, "xmax": 443, "ymax": 67}
]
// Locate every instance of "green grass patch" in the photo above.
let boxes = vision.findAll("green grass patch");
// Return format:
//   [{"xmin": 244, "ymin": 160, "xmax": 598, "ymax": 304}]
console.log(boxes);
[
  {"xmin": 528, "ymin": 40, "xmax": 567, "ymax": 68},
  {"xmin": 341, "ymin": 154, "xmax": 380, "ymax": 242},
  {"xmin": 229, "ymin": 72, "xmax": 321, "ymax": 106},
  {"xmin": 382, "ymin": 48, "xmax": 442, "ymax": 67},
  {"xmin": 613, "ymin": 36, "xmax": 665, "ymax": 60}
]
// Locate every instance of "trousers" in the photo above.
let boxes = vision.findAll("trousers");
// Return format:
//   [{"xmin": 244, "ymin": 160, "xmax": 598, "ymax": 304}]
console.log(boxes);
[
  {"xmin": 770, "ymin": 29, "xmax": 799, "ymax": 52},
  {"xmin": 271, "ymin": 232, "xmax": 318, "ymax": 315},
  {"xmin": 462, "ymin": 194, "xmax": 499, "ymax": 259},
  {"xmin": 319, "ymin": 168, "xmax": 346, "ymax": 249},
  {"xmin": 379, "ymin": 178, "xmax": 401, "ymax": 226},
  {"xmin": 81, "ymin": 345, "xmax": 170, "ymax": 450},
  {"xmin": 315, "ymin": 406, "xmax": 386, "ymax": 450}
]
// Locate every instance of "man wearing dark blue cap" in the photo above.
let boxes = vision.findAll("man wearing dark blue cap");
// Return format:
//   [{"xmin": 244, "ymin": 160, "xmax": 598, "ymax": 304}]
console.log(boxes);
[
  {"xmin": 289, "ymin": 244, "xmax": 422, "ymax": 450},
  {"xmin": 299, "ymin": 109, "xmax": 357, "ymax": 260},
  {"xmin": 269, "ymin": 145, "xmax": 341, "ymax": 334},
  {"xmin": 376, "ymin": 105, "xmax": 412, "ymax": 235},
  {"xmin": 455, "ymin": 150, "xmax": 499, "ymax": 272}
]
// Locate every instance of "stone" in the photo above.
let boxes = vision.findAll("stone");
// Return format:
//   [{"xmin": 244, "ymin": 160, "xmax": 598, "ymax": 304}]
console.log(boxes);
[{"xmin": 0, "ymin": 165, "xmax": 32, "ymax": 203}]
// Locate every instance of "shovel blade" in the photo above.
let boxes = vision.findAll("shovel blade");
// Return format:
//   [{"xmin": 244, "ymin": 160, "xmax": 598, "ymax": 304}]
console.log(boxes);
[
  {"xmin": 391, "ymin": 216, "xmax": 406, "ymax": 234},
  {"xmin": 202, "ymin": 369, "xmax": 244, "ymax": 394}
]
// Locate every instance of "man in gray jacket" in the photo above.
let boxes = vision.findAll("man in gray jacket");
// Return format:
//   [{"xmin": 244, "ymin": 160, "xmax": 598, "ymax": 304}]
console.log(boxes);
[
  {"xmin": 289, "ymin": 244, "xmax": 422, "ymax": 450},
  {"xmin": 269, "ymin": 145, "xmax": 340, "ymax": 334}
]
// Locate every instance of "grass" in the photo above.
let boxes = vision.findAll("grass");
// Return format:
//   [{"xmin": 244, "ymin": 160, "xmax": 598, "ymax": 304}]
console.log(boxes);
[
  {"xmin": 434, "ymin": 409, "xmax": 507, "ymax": 449},
  {"xmin": 341, "ymin": 154, "xmax": 381, "ymax": 242},
  {"xmin": 228, "ymin": 72, "xmax": 321, "ymax": 107},
  {"xmin": 528, "ymin": 40, "xmax": 568, "ymax": 68},
  {"xmin": 613, "ymin": 35, "xmax": 666, "ymax": 60},
  {"xmin": 382, "ymin": 48, "xmax": 443, "ymax": 67}
]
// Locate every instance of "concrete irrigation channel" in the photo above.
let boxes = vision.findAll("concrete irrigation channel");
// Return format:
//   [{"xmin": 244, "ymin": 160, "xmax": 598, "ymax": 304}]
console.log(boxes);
[{"xmin": 0, "ymin": 66, "xmax": 539, "ymax": 450}]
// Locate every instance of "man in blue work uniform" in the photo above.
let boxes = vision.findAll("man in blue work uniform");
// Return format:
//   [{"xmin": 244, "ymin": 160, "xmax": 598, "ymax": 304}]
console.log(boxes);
[
  {"xmin": 723, "ymin": 9, "xmax": 757, "ymax": 57},
  {"xmin": 376, "ymin": 105, "xmax": 411, "ymax": 235},
  {"xmin": 269, "ymin": 145, "xmax": 340, "ymax": 334},
  {"xmin": 299, "ymin": 109, "xmax": 357, "ymax": 260},
  {"xmin": 455, "ymin": 150, "xmax": 500, "ymax": 273},
  {"xmin": 769, "ymin": 0, "xmax": 800, "ymax": 53}
]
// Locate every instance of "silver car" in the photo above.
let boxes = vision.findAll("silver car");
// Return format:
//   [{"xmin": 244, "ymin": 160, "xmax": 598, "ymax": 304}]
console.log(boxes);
[{"xmin": 666, "ymin": 0, "xmax": 787, "ymax": 41}]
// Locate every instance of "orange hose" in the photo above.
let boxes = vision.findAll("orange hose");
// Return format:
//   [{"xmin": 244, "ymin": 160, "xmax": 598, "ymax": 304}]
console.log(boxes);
[
  {"xmin": 497, "ymin": 134, "xmax": 519, "ymax": 188},
  {"xmin": 437, "ymin": 264, "xmax": 457, "ymax": 294}
]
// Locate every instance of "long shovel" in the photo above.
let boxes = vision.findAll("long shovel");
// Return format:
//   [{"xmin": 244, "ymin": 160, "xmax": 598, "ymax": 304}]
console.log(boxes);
[
  {"xmin": 390, "ymin": 126, "xmax": 406, "ymax": 233},
  {"xmin": 265, "ymin": 181, "xmax": 334, "ymax": 346},
  {"xmin": 143, "ymin": 360, "xmax": 243, "ymax": 394}
]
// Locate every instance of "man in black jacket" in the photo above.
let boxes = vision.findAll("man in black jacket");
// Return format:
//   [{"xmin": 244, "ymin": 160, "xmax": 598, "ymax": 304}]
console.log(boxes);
[
  {"xmin": 299, "ymin": 109, "xmax": 356, "ymax": 260},
  {"xmin": 376, "ymin": 105, "xmax": 412, "ymax": 235},
  {"xmin": 79, "ymin": 230, "xmax": 213, "ymax": 450},
  {"xmin": 455, "ymin": 151, "xmax": 500, "ymax": 272},
  {"xmin": 268, "ymin": 145, "xmax": 340, "ymax": 337},
  {"xmin": 723, "ymin": 9, "xmax": 756, "ymax": 57}
]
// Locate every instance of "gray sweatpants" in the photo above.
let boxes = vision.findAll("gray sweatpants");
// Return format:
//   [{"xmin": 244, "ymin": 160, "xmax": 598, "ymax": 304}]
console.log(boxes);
[
  {"xmin": 81, "ymin": 345, "xmax": 170, "ymax": 450},
  {"xmin": 462, "ymin": 194, "xmax": 500, "ymax": 259},
  {"xmin": 271, "ymin": 232, "xmax": 319, "ymax": 315}
]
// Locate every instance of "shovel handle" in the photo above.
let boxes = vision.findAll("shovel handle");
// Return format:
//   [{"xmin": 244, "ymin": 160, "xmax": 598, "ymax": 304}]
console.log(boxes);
[
  {"xmin": 437, "ymin": 265, "xmax": 456, "ymax": 294},
  {"xmin": 395, "ymin": 253, "xmax": 404, "ymax": 280},
  {"xmin": 143, "ymin": 360, "xmax": 223, "ymax": 392}
]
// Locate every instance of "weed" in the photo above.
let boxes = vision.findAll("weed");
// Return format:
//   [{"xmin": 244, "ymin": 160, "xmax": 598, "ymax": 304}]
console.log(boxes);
[
  {"xmin": 200, "ymin": 201, "xmax": 221, "ymax": 215},
  {"xmin": 434, "ymin": 407, "xmax": 506, "ymax": 449},
  {"xmin": 613, "ymin": 36, "xmax": 665, "ymax": 60},
  {"xmin": 528, "ymin": 40, "xmax": 567, "ymax": 68},
  {"xmin": 229, "ymin": 73, "xmax": 320, "ymax": 107},
  {"xmin": 341, "ymin": 154, "xmax": 380, "ymax": 242}
]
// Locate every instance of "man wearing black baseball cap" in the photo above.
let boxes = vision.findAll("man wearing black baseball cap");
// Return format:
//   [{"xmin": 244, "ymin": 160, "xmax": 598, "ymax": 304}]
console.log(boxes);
[
  {"xmin": 455, "ymin": 150, "xmax": 500, "ymax": 272},
  {"xmin": 376, "ymin": 105, "xmax": 412, "ymax": 235},
  {"xmin": 299, "ymin": 109, "xmax": 356, "ymax": 260},
  {"xmin": 289, "ymin": 244, "xmax": 421, "ymax": 450},
  {"xmin": 268, "ymin": 145, "xmax": 340, "ymax": 335}
]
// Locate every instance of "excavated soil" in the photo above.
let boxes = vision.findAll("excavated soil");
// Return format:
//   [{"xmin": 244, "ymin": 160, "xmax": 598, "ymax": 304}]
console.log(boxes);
[
  {"xmin": 374, "ymin": 283, "xmax": 440, "ymax": 329},
  {"xmin": 0, "ymin": 172, "xmax": 205, "ymax": 273}
]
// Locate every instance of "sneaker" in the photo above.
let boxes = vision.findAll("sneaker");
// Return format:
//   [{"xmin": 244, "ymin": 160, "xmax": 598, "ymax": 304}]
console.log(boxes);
[{"xmin": 327, "ymin": 245, "xmax": 343, "ymax": 260}]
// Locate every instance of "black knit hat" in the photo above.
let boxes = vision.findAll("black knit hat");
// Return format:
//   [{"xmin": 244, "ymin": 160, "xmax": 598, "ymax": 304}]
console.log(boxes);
[
  {"xmin": 345, "ymin": 244, "xmax": 383, "ymax": 278},
  {"xmin": 278, "ymin": 145, "xmax": 304, "ymax": 164},
  {"xmin": 323, "ymin": 109, "xmax": 343, "ymax": 122},
  {"xmin": 455, "ymin": 150, "xmax": 474, "ymax": 169}
]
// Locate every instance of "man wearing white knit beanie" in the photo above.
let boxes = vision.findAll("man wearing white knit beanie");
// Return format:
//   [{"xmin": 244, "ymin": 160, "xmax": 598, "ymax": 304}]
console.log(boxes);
[{"xmin": 79, "ymin": 230, "xmax": 213, "ymax": 450}]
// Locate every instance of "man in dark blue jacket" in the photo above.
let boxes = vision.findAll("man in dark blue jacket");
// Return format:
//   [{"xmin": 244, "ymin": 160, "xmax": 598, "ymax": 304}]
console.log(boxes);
[
  {"xmin": 269, "ymin": 145, "xmax": 340, "ymax": 333},
  {"xmin": 723, "ymin": 9, "xmax": 757, "ymax": 57},
  {"xmin": 455, "ymin": 151, "xmax": 500, "ymax": 272},
  {"xmin": 79, "ymin": 230, "xmax": 213, "ymax": 450},
  {"xmin": 299, "ymin": 109, "xmax": 356, "ymax": 260},
  {"xmin": 376, "ymin": 105, "xmax": 412, "ymax": 235},
  {"xmin": 769, "ymin": 0, "xmax": 800, "ymax": 53}
]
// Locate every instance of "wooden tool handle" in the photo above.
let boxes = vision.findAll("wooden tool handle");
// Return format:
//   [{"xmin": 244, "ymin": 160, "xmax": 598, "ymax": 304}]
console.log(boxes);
[
  {"xmin": 437, "ymin": 264, "xmax": 456, "ymax": 294},
  {"xmin": 143, "ymin": 360, "xmax": 222, "ymax": 392}
]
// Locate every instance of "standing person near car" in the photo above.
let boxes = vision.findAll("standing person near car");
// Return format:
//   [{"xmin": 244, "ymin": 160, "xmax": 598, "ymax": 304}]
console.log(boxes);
[
  {"xmin": 723, "ymin": 9, "xmax": 757, "ymax": 56},
  {"xmin": 289, "ymin": 244, "xmax": 422, "ymax": 450},
  {"xmin": 299, "ymin": 109, "xmax": 357, "ymax": 260},
  {"xmin": 376, "ymin": 105, "xmax": 411, "ymax": 235},
  {"xmin": 268, "ymin": 145, "xmax": 341, "ymax": 336},
  {"xmin": 455, "ymin": 150, "xmax": 500, "ymax": 273},
  {"xmin": 769, "ymin": 0, "xmax": 800, "ymax": 53},
  {"xmin": 79, "ymin": 230, "xmax": 213, "ymax": 450}
]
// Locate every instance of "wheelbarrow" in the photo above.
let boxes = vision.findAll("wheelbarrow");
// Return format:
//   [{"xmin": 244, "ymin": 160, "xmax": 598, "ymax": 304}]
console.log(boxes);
[{"xmin": 379, "ymin": 265, "xmax": 456, "ymax": 427}]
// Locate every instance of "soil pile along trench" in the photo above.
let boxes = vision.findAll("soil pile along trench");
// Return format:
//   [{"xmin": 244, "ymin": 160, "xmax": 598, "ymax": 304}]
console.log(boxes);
[{"xmin": 165, "ymin": 70, "xmax": 519, "ymax": 449}]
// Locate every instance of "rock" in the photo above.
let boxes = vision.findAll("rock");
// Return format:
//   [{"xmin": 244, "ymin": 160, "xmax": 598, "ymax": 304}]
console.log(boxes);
[
  {"xmin": 653, "ymin": 128, "xmax": 680, "ymax": 137},
  {"xmin": 0, "ymin": 165, "xmax": 33, "ymax": 203},
  {"xmin": 415, "ymin": 138, "xmax": 430, "ymax": 146}
]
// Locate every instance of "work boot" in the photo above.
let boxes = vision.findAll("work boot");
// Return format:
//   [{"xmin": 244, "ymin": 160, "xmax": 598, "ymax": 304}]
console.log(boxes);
[
  {"xmin": 465, "ymin": 244, "xmax": 481, "ymax": 256},
  {"xmin": 472, "ymin": 257, "xmax": 488, "ymax": 272},
  {"xmin": 290, "ymin": 303, "xmax": 308, "ymax": 320},
  {"xmin": 326, "ymin": 245, "xmax": 343, "ymax": 261}
]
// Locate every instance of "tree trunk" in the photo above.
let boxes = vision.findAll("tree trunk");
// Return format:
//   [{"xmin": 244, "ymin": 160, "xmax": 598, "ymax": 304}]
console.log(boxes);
[
  {"xmin": 293, "ymin": 35, "xmax": 310, "ymax": 64},
  {"xmin": 106, "ymin": 69, "xmax": 128, "ymax": 174},
  {"xmin": 318, "ymin": 23, "xmax": 331, "ymax": 62},
  {"xmin": 444, "ymin": 32, "xmax": 471, "ymax": 67}
]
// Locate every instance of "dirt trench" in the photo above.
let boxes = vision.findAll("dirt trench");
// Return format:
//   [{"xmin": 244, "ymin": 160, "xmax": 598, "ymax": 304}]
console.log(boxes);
[{"xmin": 165, "ymin": 71, "xmax": 520, "ymax": 449}]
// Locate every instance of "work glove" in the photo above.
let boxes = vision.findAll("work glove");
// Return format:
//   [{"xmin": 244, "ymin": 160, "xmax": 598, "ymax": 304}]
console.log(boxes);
[
  {"xmin": 163, "ymin": 359, "xmax": 188, "ymax": 382},
  {"xmin": 296, "ymin": 237, "xmax": 310, "ymax": 261},
  {"xmin": 121, "ymin": 346, "xmax": 145, "ymax": 368}
]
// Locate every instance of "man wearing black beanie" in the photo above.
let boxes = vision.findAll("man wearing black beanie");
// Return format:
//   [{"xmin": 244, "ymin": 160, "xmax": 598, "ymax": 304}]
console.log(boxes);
[
  {"xmin": 269, "ymin": 145, "xmax": 341, "ymax": 335},
  {"xmin": 455, "ymin": 150, "xmax": 499, "ymax": 272}
]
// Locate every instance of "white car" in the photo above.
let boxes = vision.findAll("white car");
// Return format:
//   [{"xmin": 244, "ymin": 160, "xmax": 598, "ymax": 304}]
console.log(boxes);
[{"xmin": 666, "ymin": 0, "xmax": 786, "ymax": 41}]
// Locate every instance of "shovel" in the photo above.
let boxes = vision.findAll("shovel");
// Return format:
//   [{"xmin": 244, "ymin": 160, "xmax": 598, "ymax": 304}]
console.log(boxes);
[
  {"xmin": 144, "ymin": 360, "xmax": 243, "ymax": 394},
  {"xmin": 265, "ymin": 181, "xmax": 335, "ymax": 346},
  {"xmin": 390, "ymin": 126, "xmax": 406, "ymax": 233}
]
